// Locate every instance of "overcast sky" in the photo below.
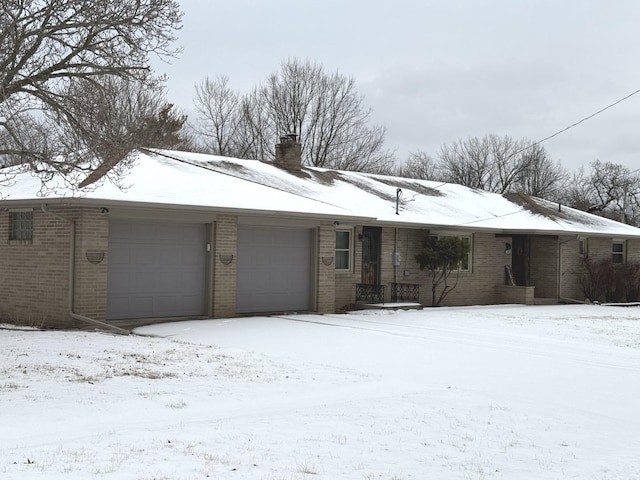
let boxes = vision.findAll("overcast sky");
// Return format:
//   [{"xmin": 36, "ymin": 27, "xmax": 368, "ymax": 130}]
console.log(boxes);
[{"xmin": 154, "ymin": 0, "xmax": 640, "ymax": 172}]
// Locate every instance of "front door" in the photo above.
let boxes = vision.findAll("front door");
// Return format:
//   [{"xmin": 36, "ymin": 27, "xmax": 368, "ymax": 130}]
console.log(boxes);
[
  {"xmin": 511, "ymin": 235, "xmax": 529, "ymax": 286},
  {"xmin": 361, "ymin": 226, "xmax": 381, "ymax": 285}
]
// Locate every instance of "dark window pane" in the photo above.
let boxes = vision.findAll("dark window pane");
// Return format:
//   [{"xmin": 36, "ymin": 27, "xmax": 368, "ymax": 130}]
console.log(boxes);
[
  {"xmin": 336, "ymin": 251, "xmax": 350, "ymax": 269},
  {"xmin": 336, "ymin": 231, "xmax": 350, "ymax": 249}
]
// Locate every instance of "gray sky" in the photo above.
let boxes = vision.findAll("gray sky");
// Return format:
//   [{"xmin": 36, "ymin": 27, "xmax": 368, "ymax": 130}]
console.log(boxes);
[{"xmin": 155, "ymin": 0, "xmax": 640, "ymax": 171}]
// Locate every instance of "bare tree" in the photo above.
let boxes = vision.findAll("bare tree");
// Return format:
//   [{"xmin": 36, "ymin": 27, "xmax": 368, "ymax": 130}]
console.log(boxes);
[
  {"xmin": 191, "ymin": 59, "xmax": 394, "ymax": 173},
  {"xmin": 28, "ymin": 74, "xmax": 188, "ymax": 188},
  {"xmin": 193, "ymin": 75, "xmax": 242, "ymax": 156},
  {"xmin": 587, "ymin": 160, "xmax": 640, "ymax": 223},
  {"xmin": 438, "ymin": 135, "xmax": 534, "ymax": 193},
  {"xmin": 436, "ymin": 134, "xmax": 568, "ymax": 198},
  {"xmin": 0, "ymin": 0, "xmax": 182, "ymax": 180},
  {"xmin": 261, "ymin": 59, "xmax": 394, "ymax": 172},
  {"xmin": 562, "ymin": 167, "xmax": 594, "ymax": 211},
  {"xmin": 561, "ymin": 161, "xmax": 640, "ymax": 225},
  {"xmin": 397, "ymin": 151, "xmax": 440, "ymax": 180},
  {"xmin": 512, "ymin": 143, "xmax": 568, "ymax": 200}
]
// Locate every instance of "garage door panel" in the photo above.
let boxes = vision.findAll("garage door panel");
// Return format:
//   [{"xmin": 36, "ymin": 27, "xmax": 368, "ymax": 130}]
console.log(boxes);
[
  {"xmin": 156, "ymin": 294, "xmax": 179, "ymax": 313},
  {"xmin": 132, "ymin": 224, "xmax": 156, "ymax": 240},
  {"xmin": 109, "ymin": 221, "xmax": 131, "ymax": 240},
  {"xmin": 156, "ymin": 245, "xmax": 180, "ymax": 265},
  {"xmin": 237, "ymin": 225, "xmax": 312, "ymax": 314},
  {"xmin": 108, "ymin": 272, "xmax": 130, "ymax": 293},
  {"xmin": 156, "ymin": 224, "xmax": 182, "ymax": 242},
  {"xmin": 107, "ymin": 220, "xmax": 206, "ymax": 320},
  {"xmin": 109, "ymin": 246, "xmax": 131, "ymax": 265},
  {"xmin": 129, "ymin": 295, "xmax": 153, "ymax": 316},
  {"xmin": 131, "ymin": 245, "xmax": 156, "ymax": 265},
  {"xmin": 181, "ymin": 246, "xmax": 204, "ymax": 265}
]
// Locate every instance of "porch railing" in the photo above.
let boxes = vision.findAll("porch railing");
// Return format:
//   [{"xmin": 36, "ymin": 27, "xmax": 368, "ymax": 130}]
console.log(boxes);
[
  {"xmin": 390, "ymin": 283, "xmax": 420, "ymax": 303},
  {"xmin": 355, "ymin": 283, "xmax": 385, "ymax": 304}
]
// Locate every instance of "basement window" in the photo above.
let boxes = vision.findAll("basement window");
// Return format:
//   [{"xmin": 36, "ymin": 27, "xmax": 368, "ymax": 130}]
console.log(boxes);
[
  {"xmin": 9, "ymin": 211, "xmax": 33, "ymax": 241},
  {"xmin": 335, "ymin": 230, "xmax": 352, "ymax": 271}
]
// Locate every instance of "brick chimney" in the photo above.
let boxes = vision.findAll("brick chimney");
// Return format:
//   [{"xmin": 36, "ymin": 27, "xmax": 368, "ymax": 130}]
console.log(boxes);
[{"xmin": 275, "ymin": 133, "xmax": 302, "ymax": 171}]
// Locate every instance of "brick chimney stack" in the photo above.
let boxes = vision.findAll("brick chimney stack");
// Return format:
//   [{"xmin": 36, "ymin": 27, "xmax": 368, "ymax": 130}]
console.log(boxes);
[{"xmin": 275, "ymin": 133, "xmax": 302, "ymax": 171}]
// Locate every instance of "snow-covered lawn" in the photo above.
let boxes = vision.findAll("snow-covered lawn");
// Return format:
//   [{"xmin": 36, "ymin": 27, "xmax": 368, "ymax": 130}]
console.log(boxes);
[{"xmin": 2, "ymin": 304, "xmax": 640, "ymax": 479}]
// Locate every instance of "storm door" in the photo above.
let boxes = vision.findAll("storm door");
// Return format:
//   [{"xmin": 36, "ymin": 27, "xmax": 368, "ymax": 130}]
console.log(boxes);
[
  {"xmin": 361, "ymin": 226, "xmax": 381, "ymax": 285},
  {"xmin": 511, "ymin": 234, "xmax": 530, "ymax": 286}
]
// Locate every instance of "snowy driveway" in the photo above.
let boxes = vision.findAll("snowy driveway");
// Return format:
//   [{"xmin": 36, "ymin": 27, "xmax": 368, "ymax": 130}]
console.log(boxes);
[{"xmin": 2, "ymin": 304, "xmax": 640, "ymax": 479}]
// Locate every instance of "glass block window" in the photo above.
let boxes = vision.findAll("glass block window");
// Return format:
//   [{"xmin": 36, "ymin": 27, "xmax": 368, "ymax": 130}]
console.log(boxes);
[{"xmin": 10, "ymin": 211, "xmax": 33, "ymax": 241}]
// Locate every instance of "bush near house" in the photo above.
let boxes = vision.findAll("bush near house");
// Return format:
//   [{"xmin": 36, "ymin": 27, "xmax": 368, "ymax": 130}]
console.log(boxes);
[
  {"xmin": 581, "ymin": 257, "xmax": 640, "ymax": 303},
  {"xmin": 415, "ymin": 236, "xmax": 470, "ymax": 306}
]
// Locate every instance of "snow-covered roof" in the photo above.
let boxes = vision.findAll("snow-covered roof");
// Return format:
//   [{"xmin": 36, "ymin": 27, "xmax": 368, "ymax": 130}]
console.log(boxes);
[{"xmin": 2, "ymin": 148, "xmax": 640, "ymax": 238}]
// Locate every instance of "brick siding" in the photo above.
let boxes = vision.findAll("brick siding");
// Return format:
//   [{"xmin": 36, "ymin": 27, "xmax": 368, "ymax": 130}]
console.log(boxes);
[
  {"xmin": 5, "ymin": 206, "xmax": 640, "ymax": 328},
  {"xmin": 316, "ymin": 221, "xmax": 336, "ymax": 313},
  {"xmin": 0, "ymin": 208, "xmax": 69, "ymax": 326},
  {"xmin": 74, "ymin": 208, "xmax": 109, "ymax": 321},
  {"xmin": 212, "ymin": 215, "xmax": 237, "ymax": 318}
]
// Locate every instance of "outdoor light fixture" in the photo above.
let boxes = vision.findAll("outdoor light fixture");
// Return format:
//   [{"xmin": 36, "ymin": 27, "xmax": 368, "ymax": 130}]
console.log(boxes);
[{"xmin": 505, "ymin": 242, "xmax": 512, "ymax": 254}]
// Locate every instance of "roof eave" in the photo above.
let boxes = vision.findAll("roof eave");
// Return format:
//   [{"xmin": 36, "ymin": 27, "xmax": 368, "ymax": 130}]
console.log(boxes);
[{"xmin": 0, "ymin": 197, "xmax": 375, "ymax": 224}]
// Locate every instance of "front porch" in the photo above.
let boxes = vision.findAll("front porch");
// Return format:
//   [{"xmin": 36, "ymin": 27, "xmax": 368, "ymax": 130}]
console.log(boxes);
[{"xmin": 355, "ymin": 282, "xmax": 422, "ymax": 310}]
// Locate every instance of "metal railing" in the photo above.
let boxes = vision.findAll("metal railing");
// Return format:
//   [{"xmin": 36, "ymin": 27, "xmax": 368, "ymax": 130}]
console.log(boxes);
[
  {"xmin": 355, "ymin": 283, "xmax": 385, "ymax": 304},
  {"xmin": 390, "ymin": 283, "xmax": 420, "ymax": 303}
]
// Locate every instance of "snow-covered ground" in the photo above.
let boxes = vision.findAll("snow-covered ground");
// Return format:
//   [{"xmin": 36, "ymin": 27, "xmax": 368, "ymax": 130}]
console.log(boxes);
[{"xmin": 2, "ymin": 304, "xmax": 640, "ymax": 479}]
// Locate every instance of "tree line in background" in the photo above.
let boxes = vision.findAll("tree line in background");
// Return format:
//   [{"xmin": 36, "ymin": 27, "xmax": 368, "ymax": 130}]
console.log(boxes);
[{"xmin": 1, "ymin": 2, "xmax": 638, "ymax": 225}]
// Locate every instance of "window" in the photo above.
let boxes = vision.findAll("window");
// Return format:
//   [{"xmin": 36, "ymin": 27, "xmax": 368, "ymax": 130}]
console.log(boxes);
[
  {"xmin": 579, "ymin": 239, "xmax": 588, "ymax": 257},
  {"xmin": 436, "ymin": 234, "xmax": 472, "ymax": 272},
  {"xmin": 10, "ymin": 211, "xmax": 33, "ymax": 241},
  {"xmin": 612, "ymin": 240, "xmax": 625, "ymax": 264},
  {"xmin": 458, "ymin": 235, "xmax": 472, "ymax": 272},
  {"xmin": 335, "ymin": 230, "xmax": 352, "ymax": 270}
]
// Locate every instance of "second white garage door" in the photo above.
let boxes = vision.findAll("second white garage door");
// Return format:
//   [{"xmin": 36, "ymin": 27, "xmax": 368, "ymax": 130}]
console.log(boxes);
[{"xmin": 237, "ymin": 225, "xmax": 313, "ymax": 314}]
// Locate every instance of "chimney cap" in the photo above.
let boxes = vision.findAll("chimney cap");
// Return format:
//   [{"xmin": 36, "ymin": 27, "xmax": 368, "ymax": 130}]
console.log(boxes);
[{"xmin": 280, "ymin": 133, "xmax": 298, "ymax": 143}]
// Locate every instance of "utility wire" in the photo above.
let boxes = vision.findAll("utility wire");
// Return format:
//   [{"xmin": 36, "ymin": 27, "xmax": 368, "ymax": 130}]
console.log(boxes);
[{"xmin": 510, "ymin": 87, "xmax": 640, "ymax": 158}]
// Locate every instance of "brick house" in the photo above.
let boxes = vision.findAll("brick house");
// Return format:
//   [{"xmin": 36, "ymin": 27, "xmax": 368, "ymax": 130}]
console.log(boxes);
[{"xmin": 2, "ymin": 137, "xmax": 640, "ymax": 329}]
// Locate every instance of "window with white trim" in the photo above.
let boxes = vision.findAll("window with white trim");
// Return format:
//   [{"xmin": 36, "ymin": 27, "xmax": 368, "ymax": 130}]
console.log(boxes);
[
  {"xmin": 335, "ymin": 230, "xmax": 352, "ymax": 271},
  {"xmin": 9, "ymin": 211, "xmax": 33, "ymax": 241},
  {"xmin": 612, "ymin": 240, "xmax": 625, "ymax": 264}
]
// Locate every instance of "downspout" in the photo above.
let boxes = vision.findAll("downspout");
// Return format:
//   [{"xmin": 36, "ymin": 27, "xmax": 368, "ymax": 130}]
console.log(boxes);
[
  {"xmin": 557, "ymin": 235, "xmax": 586, "ymax": 304},
  {"xmin": 393, "ymin": 188, "xmax": 402, "ymax": 301},
  {"xmin": 41, "ymin": 204, "xmax": 129, "ymax": 335},
  {"xmin": 394, "ymin": 228, "xmax": 398, "ymax": 285}
]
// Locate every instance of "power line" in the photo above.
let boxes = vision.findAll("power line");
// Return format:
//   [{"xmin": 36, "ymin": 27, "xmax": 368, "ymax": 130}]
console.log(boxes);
[{"xmin": 511, "ymin": 87, "xmax": 640, "ymax": 158}]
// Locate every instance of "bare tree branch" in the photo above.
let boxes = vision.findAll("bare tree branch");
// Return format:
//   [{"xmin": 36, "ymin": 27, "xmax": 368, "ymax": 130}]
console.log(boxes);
[{"xmin": 0, "ymin": 0, "xmax": 182, "ymax": 181}]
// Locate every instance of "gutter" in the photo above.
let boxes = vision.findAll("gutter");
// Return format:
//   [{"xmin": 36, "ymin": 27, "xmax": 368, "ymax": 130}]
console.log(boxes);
[
  {"xmin": 557, "ymin": 235, "xmax": 586, "ymax": 304},
  {"xmin": 40, "ymin": 204, "xmax": 129, "ymax": 335}
]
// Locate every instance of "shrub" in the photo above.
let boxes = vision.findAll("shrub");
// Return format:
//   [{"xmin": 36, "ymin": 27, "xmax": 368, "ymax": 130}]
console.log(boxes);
[{"xmin": 581, "ymin": 257, "xmax": 640, "ymax": 303}]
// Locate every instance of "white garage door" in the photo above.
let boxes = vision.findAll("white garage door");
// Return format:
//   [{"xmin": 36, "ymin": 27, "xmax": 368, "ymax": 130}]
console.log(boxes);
[
  {"xmin": 237, "ymin": 225, "xmax": 312, "ymax": 314},
  {"xmin": 107, "ymin": 220, "xmax": 207, "ymax": 320}
]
